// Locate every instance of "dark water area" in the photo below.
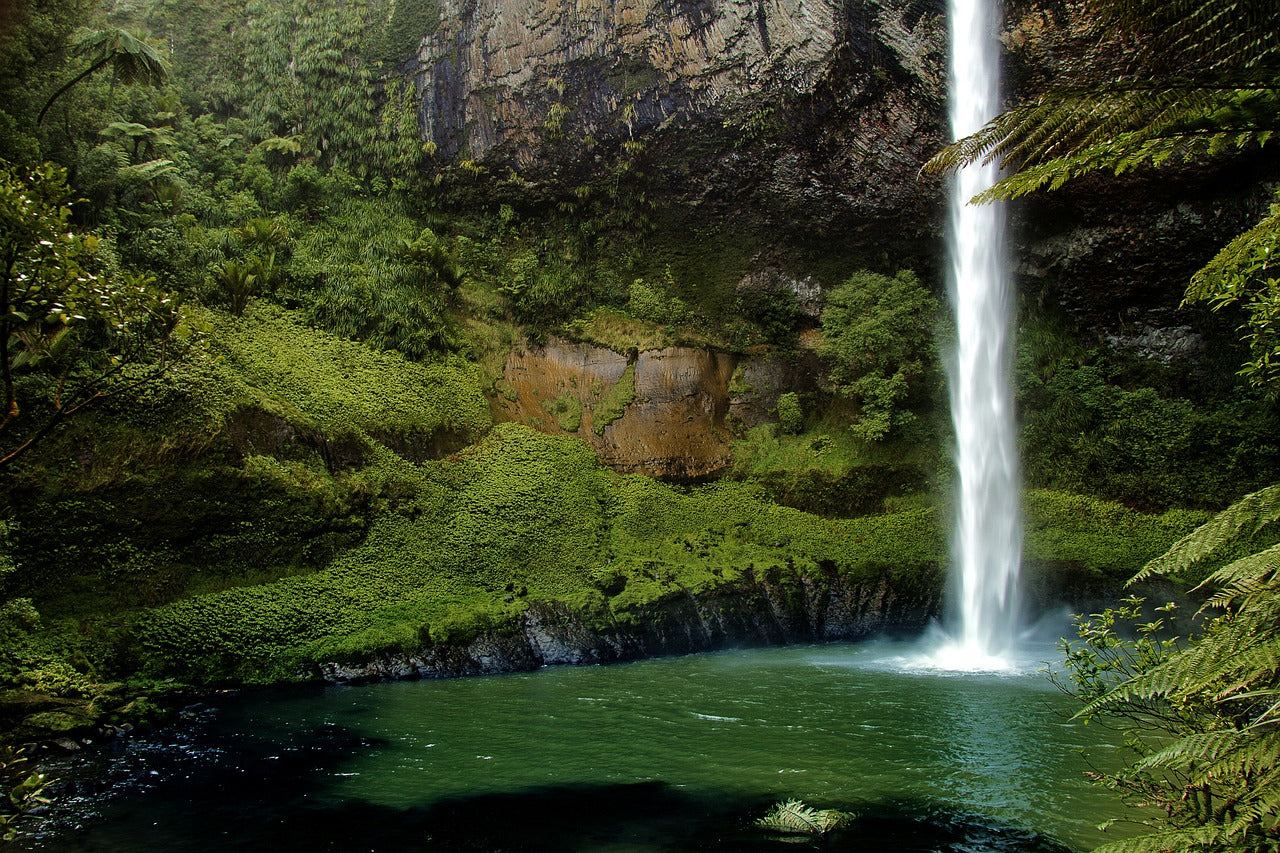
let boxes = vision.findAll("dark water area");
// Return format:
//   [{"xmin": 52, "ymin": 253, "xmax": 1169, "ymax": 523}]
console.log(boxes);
[{"xmin": 21, "ymin": 641, "xmax": 1131, "ymax": 852}]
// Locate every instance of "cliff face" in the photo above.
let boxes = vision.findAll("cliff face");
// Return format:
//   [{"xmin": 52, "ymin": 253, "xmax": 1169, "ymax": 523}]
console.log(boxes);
[
  {"xmin": 413, "ymin": 0, "xmax": 943, "ymax": 162},
  {"xmin": 413, "ymin": 0, "xmax": 950, "ymax": 264},
  {"xmin": 492, "ymin": 337, "xmax": 815, "ymax": 479},
  {"xmin": 410, "ymin": 0, "xmax": 1275, "ymax": 336}
]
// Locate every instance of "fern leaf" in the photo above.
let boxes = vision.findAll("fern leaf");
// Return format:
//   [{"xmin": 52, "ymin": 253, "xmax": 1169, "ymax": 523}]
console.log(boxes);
[
  {"xmin": 756, "ymin": 800, "xmax": 853, "ymax": 835},
  {"xmin": 1129, "ymin": 484, "xmax": 1280, "ymax": 584}
]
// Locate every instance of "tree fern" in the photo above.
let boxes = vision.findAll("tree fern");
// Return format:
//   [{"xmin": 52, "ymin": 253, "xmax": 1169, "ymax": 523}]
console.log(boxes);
[
  {"xmin": 1059, "ymin": 483, "xmax": 1280, "ymax": 850},
  {"xmin": 1128, "ymin": 484, "xmax": 1280, "ymax": 583}
]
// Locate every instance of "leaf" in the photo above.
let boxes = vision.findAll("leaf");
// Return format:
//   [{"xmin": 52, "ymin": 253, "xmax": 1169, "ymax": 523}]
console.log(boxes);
[{"xmin": 755, "ymin": 800, "xmax": 853, "ymax": 835}]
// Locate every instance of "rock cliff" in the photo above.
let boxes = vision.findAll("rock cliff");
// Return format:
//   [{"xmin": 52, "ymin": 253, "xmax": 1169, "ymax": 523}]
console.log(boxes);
[
  {"xmin": 491, "ymin": 337, "xmax": 816, "ymax": 478},
  {"xmin": 412, "ymin": 0, "xmax": 950, "ymax": 264},
  {"xmin": 409, "ymin": 0, "xmax": 1278, "ymax": 337}
]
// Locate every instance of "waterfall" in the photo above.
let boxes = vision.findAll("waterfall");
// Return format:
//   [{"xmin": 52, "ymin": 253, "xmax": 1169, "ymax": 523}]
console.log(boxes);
[{"xmin": 935, "ymin": 0, "xmax": 1022, "ymax": 670}]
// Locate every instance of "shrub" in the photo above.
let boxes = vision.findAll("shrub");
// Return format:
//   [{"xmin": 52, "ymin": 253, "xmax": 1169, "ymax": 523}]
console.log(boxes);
[
  {"xmin": 776, "ymin": 392, "xmax": 803, "ymax": 434},
  {"xmin": 820, "ymin": 270, "xmax": 941, "ymax": 442}
]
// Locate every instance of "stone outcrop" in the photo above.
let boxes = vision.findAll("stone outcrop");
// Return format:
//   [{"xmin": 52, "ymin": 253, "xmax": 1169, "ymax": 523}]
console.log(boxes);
[
  {"xmin": 317, "ymin": 565, "xmax": 942, "ymax": 682},
  {"xmin": 492, "ymin": 336, "xmax": 815, "ymax": 478}
]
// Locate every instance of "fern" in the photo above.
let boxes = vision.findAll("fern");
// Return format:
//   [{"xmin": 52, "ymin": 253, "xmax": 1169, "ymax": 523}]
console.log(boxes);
[
  {"xmin": 1058, "ymin": 480, "xmax": 1280, "ymax": 850},
  {"xmin": 755, "ymin": 799, "xmax": 853, "ymax": 836},
  {"xmin": 1128, "ymin": 484, "xmax": 1280, "ymax": 583}
]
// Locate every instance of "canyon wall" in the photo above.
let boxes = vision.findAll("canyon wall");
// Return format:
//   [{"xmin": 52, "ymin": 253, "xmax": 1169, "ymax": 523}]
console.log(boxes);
[{"xmin": 408, "ymin": 0, "xmax": 1276, "ymax": 334}]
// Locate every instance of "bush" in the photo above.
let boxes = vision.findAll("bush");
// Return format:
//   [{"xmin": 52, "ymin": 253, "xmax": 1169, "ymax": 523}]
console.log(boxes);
[
  {"xmin": 776, "ymin": 392, "xmax": 803, "ymax": 434},
  {"xmin": 820, "ymin": 270, "xmax": 940, "ymax": 442}
]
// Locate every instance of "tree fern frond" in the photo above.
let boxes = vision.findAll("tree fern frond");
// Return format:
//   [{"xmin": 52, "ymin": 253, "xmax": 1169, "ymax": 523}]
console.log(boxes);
[
  {"xmin": 1200, "ymin": 542, "xmax": 1280, "ymax": 609},
  {"xmin": 1093, "ymin": 823, "xmax": 1225, "ymax": 853},
  {"xmin": 755, "ymin": 800, "xmax": 853, "ymax": 835},
  {"xmin": 1129, "ymin": 484, "xmax": 1280, "ymax": 584},
  {"xmin": 1133, "ymin": 728, "xmax": 1249, "ymax": 772},
  {"xmin": 1186, "ymin": 205, "xmax": 1280, "ymax": 302}
]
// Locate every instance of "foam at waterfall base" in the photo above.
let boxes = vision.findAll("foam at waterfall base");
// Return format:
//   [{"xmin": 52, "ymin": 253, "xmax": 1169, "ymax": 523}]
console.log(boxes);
[{"xmin": 844, "ymin": 622, "xmax": 1072, "ymax": 678}]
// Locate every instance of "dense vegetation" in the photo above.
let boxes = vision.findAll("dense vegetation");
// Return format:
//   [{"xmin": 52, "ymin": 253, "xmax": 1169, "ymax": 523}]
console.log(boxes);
[{"xmin": 0, "ymin": 0, "xmax": 1277, "ymax": 846}]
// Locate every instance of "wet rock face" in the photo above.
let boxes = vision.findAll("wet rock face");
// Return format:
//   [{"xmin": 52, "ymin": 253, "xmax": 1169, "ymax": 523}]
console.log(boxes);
[
  {"xmin": 413, "ymin": 0, "xmax": 943, "ymax": 162},
  {"xmin": 412, "ymin": 0, "xmax": 950, "ymax": 264},
  {"xmin": 494, "ymin": 338, "xmax": 766, "ymax": 479},
  {"xmin": 317, "ymin": 566, "xmax": 944, "ymax": 683}
]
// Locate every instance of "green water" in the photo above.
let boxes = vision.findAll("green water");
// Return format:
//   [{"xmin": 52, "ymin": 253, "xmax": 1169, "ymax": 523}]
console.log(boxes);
[{"xmin": 35, "ymin": 641, "xmax": 1132, "ymax": 852}]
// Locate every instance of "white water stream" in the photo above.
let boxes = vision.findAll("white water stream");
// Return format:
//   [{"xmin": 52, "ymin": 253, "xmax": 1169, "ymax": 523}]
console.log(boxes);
[{"xmin": 931, "ymin": 0, "xmax": 1022, "ymax": 671}]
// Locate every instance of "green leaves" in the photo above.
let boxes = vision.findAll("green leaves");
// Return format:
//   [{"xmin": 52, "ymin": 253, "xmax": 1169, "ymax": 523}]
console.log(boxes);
[
  {"xmin": 819, "ymin": 270, "xmax": 940, "ymax": 443},
  {"xmin": 0, "ymin": 744, "xmax": 51, "ymax": 842},
  {"xmin": 1058, "ymin": 482, "xmax": 1280, "ymax": 851},
  {"xmin": 755, "ymin": 799, "xmax": 854, "ymax": 836}
]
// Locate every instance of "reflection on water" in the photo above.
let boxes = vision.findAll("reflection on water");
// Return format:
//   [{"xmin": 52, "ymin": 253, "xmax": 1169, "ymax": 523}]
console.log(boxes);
[{"xmin": 25, "ymin": 641, "xmax": 1129, "ymax": 852}]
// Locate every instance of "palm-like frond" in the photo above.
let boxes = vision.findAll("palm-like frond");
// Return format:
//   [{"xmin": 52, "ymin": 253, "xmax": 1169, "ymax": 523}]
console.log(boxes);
[
  {"xmin": 38, "ymin": 28, "xmax": 169, "ymax": 125},
  {"xmin": 755, "ymin": 800, "xmax": 853, "ymax": 835},
  {"xmin": 1128, "ymin": 484, "xmax": 1280, "ymax": 583},
  {"xmin": 73, "ymin": 28, "xmax": 169, "ymax": 88}
]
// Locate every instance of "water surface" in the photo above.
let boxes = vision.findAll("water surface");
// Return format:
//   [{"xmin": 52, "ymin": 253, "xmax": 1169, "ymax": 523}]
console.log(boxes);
[{"xmin": 30, "ymin": 641, "xmax": 1129, "ymax": 851}]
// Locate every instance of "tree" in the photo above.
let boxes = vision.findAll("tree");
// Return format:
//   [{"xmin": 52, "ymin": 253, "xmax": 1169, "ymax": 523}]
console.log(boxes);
[
  {"xmin": 819, "ymin": 270, "xmax": 940, "ymax": 442},
  {"xmin": 37, "ymin": 28, "xmax": 169, "ymax": 125},
  {"xmin": 925, "ymin": 0, "xmax": 1280, "ymax": 386},
  {"xmin": 0, "ymin": 159, "xmax": 184, "ymax": 467}
]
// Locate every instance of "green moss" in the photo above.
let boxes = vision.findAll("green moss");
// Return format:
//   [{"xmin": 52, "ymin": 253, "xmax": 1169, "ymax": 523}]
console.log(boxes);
[
  {"xmin": 1022, "ymin": 489, "xmax": 1209, "ymax": 576},
  {"xmin": 592, "ymin": 363, "xmax": 635, "ymax": 434},
  {"xmin": 730, "ymin": 424, "xmax": 935, "ymax": 517},
  {"xmin": 542, "ymin": 392, "xmax": 584, "ymax": 433},
  {"xmin": 114, "ymin": 303, "xmax": 491, "ymax": 448},
  {"xmin": 126, "ymin": 425, "xmax": 949, "ymax": 683}
]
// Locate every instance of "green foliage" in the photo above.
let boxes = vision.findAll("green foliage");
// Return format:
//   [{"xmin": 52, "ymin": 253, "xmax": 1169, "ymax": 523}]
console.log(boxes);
[
  {"xmin": 542, "ymin": 392, "xmax": 584, "ymax": 433},
  {"xmin": 627, "ymin": 269, "xmax": 689, "ymax": 327},
  {"xmin": 1052, "ymin": 485, "xmax": 1280, "ymax": 852},
  {"xmin": 820, "ymin": 270, "xmax": 941, "ymax": 442},
  {"xmin": 293, "ymin": 195, "xmax": 457, "ymax": 358},
  {"xmin": 738, "ymin": 287, "xmax": 799, "ymax": 348},
  {"xmin": 775, "ymin": 392, "xmax": 803, "ymax": 435},
  {"xmin": 0, "ymin": 745, "xmax": 51, "ymax": 842},
  {"xmin": 38, "ymin": 27, "xmax": 169, "ymax": 125},
  {"xmin": 372, "ymin": 0, "xmax": 442, "ymax": 65},
  {"xmin": 1018, "ymin": 353, "xmax": 1280, "ymax": 509},
  {"xmin": 592, "ymin": 363, "xmax": 635, "ymax": 434},
  {"xmin": 122, "ymin": 424, "xmax": 949, "ymax": 683},
  {"xmin": 500, "ymin": 245, "xmax": 590, "ymax": 326},
  {"xmin": 171, "ymin": 304, "xmax": 490, "ymax": 442},
  {"xmin": 756, "ymin": 799, "xmax": 853, "ymax": 836},
  {"xmin": 1022, "ymin": 490, "xmax": 1209, "ymax": 577},
  {"xmin": 730, "ymin": 424, "xmax": 935, "ymax": 517},
  {"xmin": 1186, "ymin": 192, "xmax": 1280, "ymax": 388},
  {"xmin": 0, "ymin": 159, "xmax": 184, "ymax": 467}
]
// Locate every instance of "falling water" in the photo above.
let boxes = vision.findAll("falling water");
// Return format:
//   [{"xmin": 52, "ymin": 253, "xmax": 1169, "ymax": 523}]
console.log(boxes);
[{"xmin": 934, "ymin": 0, "xmax": 1022, "ymax": 671}]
